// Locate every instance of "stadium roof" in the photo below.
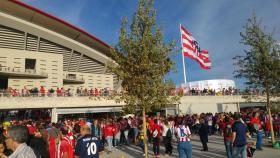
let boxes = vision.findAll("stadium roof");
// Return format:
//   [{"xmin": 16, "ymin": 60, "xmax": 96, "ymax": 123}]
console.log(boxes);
[{"xmin": 0, "ymin": 0, "xmax": 112, "ymax": 56}]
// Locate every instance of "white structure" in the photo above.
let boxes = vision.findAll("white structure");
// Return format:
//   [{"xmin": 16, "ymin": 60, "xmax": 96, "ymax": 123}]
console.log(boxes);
[{"xmin": 181, "ymin": 79, "xmax": 236, "ymax": 91}]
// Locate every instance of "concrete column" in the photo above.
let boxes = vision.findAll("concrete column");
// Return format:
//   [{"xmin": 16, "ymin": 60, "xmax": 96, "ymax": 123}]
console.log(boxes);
[
  {"xmin": 23, "ymin": 32, "xmax": 27, "ymax": 50},
  {"xmin": 77, "ymin": 53, "xmax": 83, "ymax": 72},
  {"xmin": 51, "ymin": 108, "xmax": 58, "ymax": 123},
  {"xmin": 237, "ymin": 102, "xmax": 240, "ymax": 112},
  {"xmin": 67, "ymin": 50, "xmax": 74, "ymax": 71},
  {"xmin": 165, "ymin": 105, "xmax": 167, "ymax": 117},
  {"xmin": 36, "ymin": 37, "xmax": 40, "ymax": 51},
  {"xmin": 177, "ymin": 104, "xmax": 180, "ymax": 115}
]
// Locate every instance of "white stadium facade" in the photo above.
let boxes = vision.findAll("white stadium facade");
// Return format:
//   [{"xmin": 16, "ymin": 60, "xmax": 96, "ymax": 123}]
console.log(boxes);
[
  {"xmin": 0, "ymin": 0, "xmax": 119, "ymax": 91},
  {"xmin": 0, "ymin": 0, "xmax": 125, "ymax": 122}
]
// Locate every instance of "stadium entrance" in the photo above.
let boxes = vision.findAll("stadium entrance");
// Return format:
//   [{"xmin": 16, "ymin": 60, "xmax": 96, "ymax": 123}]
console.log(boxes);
[
  {"xmin": 58, "ymin": 112, "xmax": 123, "ymax": 121},
  {"xmin": 52, "ymin": 106, "xmax": 123, "ymax": 122},
  {"xmin": 0, "ymin": 77, "xmax": 8, "ymax": 89}
]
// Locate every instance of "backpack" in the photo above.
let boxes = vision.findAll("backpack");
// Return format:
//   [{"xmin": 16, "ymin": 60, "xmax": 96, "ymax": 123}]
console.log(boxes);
[
  {"xmin": 225, "ymin": 124, "xmax": 232, "ymax": 137},
  {"xmin": 166, "ymin": 129, "xmax": 172, "ymax": 138},
  {"xmin": 179, "ymin": 127, "xmax": 187, "ymax": 137},
  {"xmin": 153, "ymin": 129, "xmax": 158, "ymax": 138},
  {"xmin": 252, "ymin": 124, "xmax": 259, "ymax": 133}
]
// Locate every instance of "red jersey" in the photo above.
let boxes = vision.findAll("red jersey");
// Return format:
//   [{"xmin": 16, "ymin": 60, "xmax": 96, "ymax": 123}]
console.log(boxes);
[
  {"xmin": 104, "ymin": 125, "xmax": 115, "ymax": 137},
  {"xmin": 49, "ymin": 137, "xmax": 56, "ymax": 158},
  {"xmin": 250, "ymin": 117, "xmax": 262, "ymax": 130},
  {"xmin": 27, "ymin": 125, "xmax": 36, "ymax": 135},
  {"xmin": 152, "ymin": 124, "xmax": 161, "ymax": 138},
  {"xmin": 57, "ymin": 136, "xmax": 73, "ymax": 158},
  {"xmin": 223, "ymin": 122, "xmax": 233, "ymax": 141},
  {"xmin": 131, "ymin": 118, "xmax": 138, "ymax": 128}
]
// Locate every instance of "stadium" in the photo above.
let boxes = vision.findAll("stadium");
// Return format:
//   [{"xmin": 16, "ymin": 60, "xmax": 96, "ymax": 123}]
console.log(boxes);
[
  {"xmin": 0, "ymin": 0, "xmax": 119, "ymax": 91},
  {"xmin": 0, "ymin": 0, "xmax": 266, "ymax": 122},
  {"xmin": 0, "ymin": 0, "xmax": 125, "ymax": 121}
]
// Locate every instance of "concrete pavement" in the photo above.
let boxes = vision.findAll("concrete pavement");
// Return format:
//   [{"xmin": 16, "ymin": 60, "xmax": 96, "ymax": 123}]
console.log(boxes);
[{"xmin": 100, "ymin": 135, "xmax": 280, "ymax": 158}]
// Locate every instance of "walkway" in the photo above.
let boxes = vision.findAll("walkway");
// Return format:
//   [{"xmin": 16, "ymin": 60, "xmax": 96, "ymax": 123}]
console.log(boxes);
[{"xmin": 102, "ymin": 135, "xmax": 280, "ymax": 158}]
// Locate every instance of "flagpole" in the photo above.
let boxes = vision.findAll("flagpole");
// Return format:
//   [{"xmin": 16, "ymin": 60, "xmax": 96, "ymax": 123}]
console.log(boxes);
[{"xmin": 180, "ymin": 23, "xmax": 187, "ymax": 84}]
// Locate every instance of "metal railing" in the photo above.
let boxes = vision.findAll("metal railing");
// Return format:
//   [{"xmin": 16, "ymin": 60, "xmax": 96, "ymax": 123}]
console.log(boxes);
[{"xmin": 0, "ymin": 91, "xmax": 117, "ymax": 98}]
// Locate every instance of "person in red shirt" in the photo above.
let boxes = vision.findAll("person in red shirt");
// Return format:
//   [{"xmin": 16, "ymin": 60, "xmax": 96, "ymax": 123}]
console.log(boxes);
[
  {"xmin": 40, "ymin": 86, "xmax": 45, "ymax": 97},
  {"xmin": 265, "ymin": 114, "xmax": 271, "ymax": 138},
  {"xmin": 94, "ymin": 88, "xmax": 99, "ymax": 96},
  {"xmin": 56, "ymin": 88, "xmax": 61, "ymax": 97},
  {"xmin": 57, "ymin": 127, "xmax": 73, "ymax": 158},
  {"xmin": 152, "ymin": 119, "xmax": 161, "ymax": 157},
  {"xmin": 130, "ymin": 117, "xmax": 138, "ymax": 144},
  {"xmin": 104, "ymin": 120, "xmax": 115, "ymax": 153},
  {"xmin": 48, "ymin": 130, "xmax": 57, "ymax": 158},
  {"xmin": 222, "ymin": 116, "xmax": 233, "ymax": 158},
  {"xmin": 27, "ymin": 122, "xmax": 36, "ymax": 136},
  {"xmin": 250, "ymin": 112, "xmax": 263, "ymax": 150},
  {"xmin": 147, "ymin": 118, "xmax": 154, "ymax": 145}
]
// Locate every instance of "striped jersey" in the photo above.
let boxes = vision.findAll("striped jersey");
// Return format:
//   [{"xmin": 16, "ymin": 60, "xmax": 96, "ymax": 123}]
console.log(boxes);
[{"xmin": 176, "ymin": 125, "xmax": 191, "ymax": 142}]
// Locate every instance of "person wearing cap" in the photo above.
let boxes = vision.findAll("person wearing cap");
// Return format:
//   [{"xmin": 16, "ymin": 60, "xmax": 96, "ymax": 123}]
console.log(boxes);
[{"xmin": 75, "ymin": 125, "xmax": 103, "ymax": 158}]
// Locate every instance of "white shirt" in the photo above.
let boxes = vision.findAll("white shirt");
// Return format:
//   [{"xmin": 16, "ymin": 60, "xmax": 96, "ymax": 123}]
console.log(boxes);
[
  {"xmin": 162, "ymin": 124, "xmax": 169, "ymax": 137},
  {"xmin": 9, "ymin": 143, "xmax": 36, "ymax": 158}
]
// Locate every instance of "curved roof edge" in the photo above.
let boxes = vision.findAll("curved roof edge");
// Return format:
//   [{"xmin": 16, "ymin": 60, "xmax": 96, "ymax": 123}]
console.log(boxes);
[
  {"xmin": 8, "ymin": 0, "xmax": 111, "ymax": 49},
  {"xmin": 189, "ymin": 79, "xmax": 235, "ymax": 83}
]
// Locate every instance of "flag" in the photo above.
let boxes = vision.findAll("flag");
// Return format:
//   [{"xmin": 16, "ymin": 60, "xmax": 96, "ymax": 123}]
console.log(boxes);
[{"xmin": 180, "ymin": 25, "xmax": 211, "ymax": 69}]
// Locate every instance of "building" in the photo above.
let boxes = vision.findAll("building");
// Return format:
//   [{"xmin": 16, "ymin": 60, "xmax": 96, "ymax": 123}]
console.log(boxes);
[
  {"xmin": 0, "ymin": 1, "xmax": 265, "ymax": 122},
  {"xmin": 0, "ymin": 0, "xmax": 120, "ymax": 92},
  {"xmin": 179, "ymin": 79, "xmax": 236, "ymax": 92},
  {"xmin": 188, "ymin": 79, "xmax": 236, "ymax": 91}
]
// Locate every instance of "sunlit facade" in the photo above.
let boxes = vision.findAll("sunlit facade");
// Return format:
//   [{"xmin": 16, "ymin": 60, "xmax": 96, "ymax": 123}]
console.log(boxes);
[{"xmin": 0, "ymin": 0, "xmax": 120, "ymax": 92}]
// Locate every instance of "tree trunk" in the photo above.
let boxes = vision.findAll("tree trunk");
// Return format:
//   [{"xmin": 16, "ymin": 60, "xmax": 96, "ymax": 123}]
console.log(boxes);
[
  {"xmin": 266, "ymin": 87, "xmax": 275, "ymax": 145},
  {"xmin": 142, "ymin": 108, "xmax": 148, "ymax": 158}
]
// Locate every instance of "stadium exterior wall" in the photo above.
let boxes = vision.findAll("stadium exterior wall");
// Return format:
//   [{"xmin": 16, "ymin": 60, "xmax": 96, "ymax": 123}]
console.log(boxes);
[{"xmin": 0, "ymin": 6, "xmax": 116, "ymax": 91}]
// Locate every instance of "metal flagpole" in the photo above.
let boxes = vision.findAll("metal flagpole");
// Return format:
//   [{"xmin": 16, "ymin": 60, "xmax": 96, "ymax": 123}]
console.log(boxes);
[{"xmin": 180, "ymin": 23, "xmax": 187, "ymax": 84}]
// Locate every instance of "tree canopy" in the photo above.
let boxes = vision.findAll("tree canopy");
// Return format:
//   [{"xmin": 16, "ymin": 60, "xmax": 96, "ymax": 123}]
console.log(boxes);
[
  {"xmin": 107, "ymin": 0, "xmax": 179, "ymax": 113},
  {"xmin": 233, "ymin": 14, "xmax": 280, "ymax": 95}
]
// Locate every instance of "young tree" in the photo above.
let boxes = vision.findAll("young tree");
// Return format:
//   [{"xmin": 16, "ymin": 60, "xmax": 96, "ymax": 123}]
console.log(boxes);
[
  {"xmin": 233, "ymin": 14, "xmax": 280, "ymax": 145},
  {"xmin": 107, "ymin": 0, "xmax": 179, "ymax": 157}
]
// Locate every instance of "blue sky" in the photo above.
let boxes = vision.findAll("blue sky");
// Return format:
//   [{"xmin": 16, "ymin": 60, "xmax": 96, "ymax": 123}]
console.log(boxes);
[{"xmin": 23, "ymin": 0, "xmax": 280, "ymax": 89}]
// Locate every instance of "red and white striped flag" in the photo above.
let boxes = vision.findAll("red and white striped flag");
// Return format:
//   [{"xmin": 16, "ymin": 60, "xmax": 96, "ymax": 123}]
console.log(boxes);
[{"xmin": 180, "ymin": 25, "xmax": 211, "ymax": 69}]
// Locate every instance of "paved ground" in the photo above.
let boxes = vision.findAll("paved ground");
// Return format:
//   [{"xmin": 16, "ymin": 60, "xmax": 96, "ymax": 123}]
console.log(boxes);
[{"xmin": 100, "ymin": 135, "xmax": 280, "ymax": 158}]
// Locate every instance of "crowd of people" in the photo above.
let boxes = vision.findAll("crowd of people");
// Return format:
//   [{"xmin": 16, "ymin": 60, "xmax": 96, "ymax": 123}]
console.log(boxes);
[
  {"xmin": 172, "ymin": 87, "xmax": 278, "ymax": 97},
  {"xmin": 0, "ymin": 86, "xmax": 112, "ymax": 98},
  {"xmin": 189, "ymin": 87, "xmax": 238, "ymax": 96},
  {"xmin": 0, "ymin": 86, "xmax": 267, "ymax": 99},
  {"xmin": 0, "ymin": 110, "xmax": 279, "ymax": 158}
]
